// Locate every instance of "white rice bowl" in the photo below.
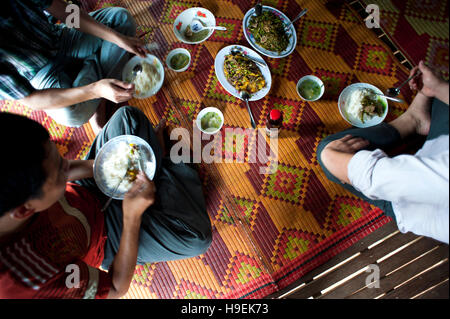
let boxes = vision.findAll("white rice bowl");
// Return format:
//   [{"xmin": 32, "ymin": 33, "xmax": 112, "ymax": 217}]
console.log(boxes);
[
  {"xmin": 133, "ymin": 61, "xmax": 161, "ymax": 97},
  {"xmin": 338, "ymin": 83, "xmax": 388, "ymax": 128},
  {"xmin": 101, "ymin": 142, "xmax": 141, "ymax": 193}
]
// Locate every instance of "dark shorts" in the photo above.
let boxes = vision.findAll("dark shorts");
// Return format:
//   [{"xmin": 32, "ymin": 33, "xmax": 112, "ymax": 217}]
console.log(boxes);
[
  {"xmin": 77, "ymin": 106, "xmax": 212, "ymax": 269},
  {"xmin": 317, "ymin": 98, "xmax": 449, "ymax": 221}
]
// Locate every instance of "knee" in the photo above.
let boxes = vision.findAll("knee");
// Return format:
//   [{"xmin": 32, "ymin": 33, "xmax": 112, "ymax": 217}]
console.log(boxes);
[
  {"xmin": 109, "ymin": 7, "xmax": 137, "ymax": 36},
  {"xmin": 190, "ymin": 231, "xmax": 213, "ymax": 256},
  {"xmin": 317, "ymin": 136, "xmax": 334, "ymax": 170}
]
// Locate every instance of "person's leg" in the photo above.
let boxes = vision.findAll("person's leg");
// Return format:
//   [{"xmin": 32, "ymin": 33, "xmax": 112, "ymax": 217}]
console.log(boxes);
[
  {"xmin": 33, "ymin": 8, "xmax": 137, "ymax": 127},
  {"xmin": 75, "ymin": 106, "xmax": 211, "ymax": 269},
  {"xmin": 426, "ymin": 98, "xmax": 449, "ymax": 141},
  {"xmin": 317, "ymin": 123, "xmax": 400, "ymax": 220}
]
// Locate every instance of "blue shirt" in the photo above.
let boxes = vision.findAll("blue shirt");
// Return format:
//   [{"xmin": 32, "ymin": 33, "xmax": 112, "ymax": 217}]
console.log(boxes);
[{"xmin": 0, "ymin": 0, "xmax": 62, "ymax": 100}]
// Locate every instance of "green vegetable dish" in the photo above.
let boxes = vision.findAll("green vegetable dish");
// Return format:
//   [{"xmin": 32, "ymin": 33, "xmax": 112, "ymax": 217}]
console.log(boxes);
[
  {"xmin": 359, "ymin": 90, "xmax": 386, "ymax": 123},
  {"xmin": 248, "ymin": 11, "xmax": 290, "ymax": 53},
  {"xmin": 170, "ymin": 53, "xmax": 190, "ymax": 70},
  {"xmin": 201, "ymin": 112, "xmax": 222, "ymax": 132},
  {"xmin": 298, "ymin": 79, "xmax": 322, "ymax": 100}
]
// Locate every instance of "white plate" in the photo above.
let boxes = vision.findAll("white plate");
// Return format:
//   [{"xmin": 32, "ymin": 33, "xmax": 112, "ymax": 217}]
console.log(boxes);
[
  {"xmin": 93, "ymin": 135, "xmax": 156, "ymax": 200},
  {"xmin": 338, "ymin": 83, "xmax": 389, "ymax": 128},
  {"xmin": 214, "ymin": 45, "xmax": 272, "ymax": 101},
  {"xmin": 173, "ymin": 7, "xmax": 216, "ymax": 44},
  {"xmin": 243, "ymin": 6, "xmax": 297, "ymax": 59},
  {"xmin": 122, "ymin": 54, "xmax": 165, "ymax": 99}
]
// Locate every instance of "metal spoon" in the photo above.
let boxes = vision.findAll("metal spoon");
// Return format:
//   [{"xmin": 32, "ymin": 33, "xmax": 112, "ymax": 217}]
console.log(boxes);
[
  {"xmin": 285, "ymin": 8, "xmax": 308, "ymax": 31},
  {"xmin": 131, "ymin": 63, "xmax": 142, "ymax": 81},
  {"xmin": 254, "ymin": 2, "xmax": 263, "ymax": 16},
  {"xmin": 230, "ymin": 47, "xmax": 266, "ymax": 68},
  {"xmin": 190, "ymin": 19, "xmax": 227, "ymax": 33},
  {"xmin": 373, "ymin": 92, "xmax": 404, "ymax": 103},
  {"xmin": 386, "ymin": 71, "xmax": 422, "ymax": 97},
  {"xmin": 240, "ymin": 91, "xmax": 256, "ymax": 129}
]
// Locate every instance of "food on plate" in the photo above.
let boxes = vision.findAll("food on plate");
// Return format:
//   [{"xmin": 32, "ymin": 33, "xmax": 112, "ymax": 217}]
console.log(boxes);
[
  {"xmin": 200, "ymin": 112, "xmax": 222, "ymax": 132},
  {"xmin": 101, "ymin": 142, "xmax": 141, "ymax": 193},
  {"xmin": 223, "ymin": 52, "xmax": 266, "ymax": 94},
  {"xmin": 346, "ymin": 88, "xmax": 386, "ymax": 123},
  {"xmin": 248, "ymin": 10, "xmax": 290, "ymax": 53},
  {"xmin": 170, "ymin": 52, "xmax": 190, "ymax": 70},
  {"xmin": 131, "ymin": 61, "xmax": 161, "ymax": 96},
  {"xmin": 184, "ymin": 21, "xmax": 209, "ymax": 42},
  {"xmin": 298, "ymin": 79, "xmax": 322, "ymax": 100}
]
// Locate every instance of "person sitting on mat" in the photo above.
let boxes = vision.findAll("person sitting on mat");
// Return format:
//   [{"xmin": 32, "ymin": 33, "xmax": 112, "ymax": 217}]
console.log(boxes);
[
  {"xmin": 317, "ymin": 61, "xmax": 449, "ymax": 244},
  {"xmin": 0, "ymin": 107, "xmax": 212, "ymax": 298},
  {"xmin": 0, "ymin": 0, "xmax": 149, "ymax": 131}
]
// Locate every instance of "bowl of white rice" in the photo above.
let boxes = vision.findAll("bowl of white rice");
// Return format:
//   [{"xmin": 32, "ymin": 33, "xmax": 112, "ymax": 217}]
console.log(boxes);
[
  {"xmin": 122, "ymin": 54, "xmax": 165, "ymax": 99},
  {"xmin": 338, "ymin": 83, "xmax": 388, "ymax": 128},
  {"xmin": 93, "ymin": 135, "xmax": 156, "ymax": 200}
]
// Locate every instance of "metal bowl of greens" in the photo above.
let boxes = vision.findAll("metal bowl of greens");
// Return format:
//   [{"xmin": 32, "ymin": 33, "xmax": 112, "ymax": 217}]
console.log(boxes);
[{"xmin": 243, "ymin": 6, "xmax": 297, "ymax": 58}]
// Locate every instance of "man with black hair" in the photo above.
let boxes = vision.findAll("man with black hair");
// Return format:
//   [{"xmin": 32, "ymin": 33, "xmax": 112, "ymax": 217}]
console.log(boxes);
[
  {"xmin": 0, "ymin": 107, "xmax": 212, "ymax": 298},
  {"xmin": 1, "ymin": 0, "xmax": 149, "ymax": 131}
]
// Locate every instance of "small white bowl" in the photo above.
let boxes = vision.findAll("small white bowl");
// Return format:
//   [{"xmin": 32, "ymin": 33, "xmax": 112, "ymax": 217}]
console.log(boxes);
[
  {"xmin": 296, "ymin": 75, "xmax": 325, "ymax": 102},
  {"xmin": 338, "ymin": 83, "xmax": 388, "ymax": 128},
  {"xmin": 166, "ymin": 48, "xmax": 191, "ymax": 72},
  {"xmin": 173, "ymin": 7, "xmax": 216, "ymax": 44},
  {"xmin": 196, "ymin": 107, "xmax": 224, "ymax": 135},
  {"xmin": 122, "ymin": 54, "xmax": 165, "ymax": 99}
]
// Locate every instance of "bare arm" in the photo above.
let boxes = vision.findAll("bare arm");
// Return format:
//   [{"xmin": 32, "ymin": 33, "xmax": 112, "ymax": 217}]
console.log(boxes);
[
  {"xmin": 46, "ymin": 0, "xmax": 149, "ymax": 58},
  {"xmin": 68, "ymin": 160, "xmax": 94, "ymax": 181},
  {"xmin": 18, "ymin": 79, "xmax": 134, "ymax": 110},
  {"xmin": 107, "ymin": 173, "xmax": 156, "ymax": 298}
]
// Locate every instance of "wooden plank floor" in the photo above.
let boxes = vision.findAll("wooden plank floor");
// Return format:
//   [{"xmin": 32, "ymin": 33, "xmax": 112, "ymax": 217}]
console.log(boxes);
[{"xmin": 269, "ymin": 221, "xmax": 449, "ymax": 299}]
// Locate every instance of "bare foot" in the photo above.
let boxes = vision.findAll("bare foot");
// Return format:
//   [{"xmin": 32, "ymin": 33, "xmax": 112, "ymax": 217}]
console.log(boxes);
[
  {"xmin": 389, "ymin": 93, "xmax": 431, "ymax": 138},
  {"xmin": 406, "ymin": 93, "xmax": 432, "ymax": 136}
]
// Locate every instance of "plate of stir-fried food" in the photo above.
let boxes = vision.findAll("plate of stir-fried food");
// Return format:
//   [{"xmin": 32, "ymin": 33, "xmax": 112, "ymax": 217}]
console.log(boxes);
[
  {"xmin": 214, "ymin": 45, "xmax": 271, "ymax": 101},
  {"xmin": 243, "ymin": 6, "xmax": 297, "ymax": 58}
]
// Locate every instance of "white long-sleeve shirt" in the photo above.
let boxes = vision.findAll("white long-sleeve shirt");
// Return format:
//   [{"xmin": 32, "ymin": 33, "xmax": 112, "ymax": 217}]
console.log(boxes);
[{"xmin": 348, "ymin": 134, "xmax": 449, "ymax": 243}]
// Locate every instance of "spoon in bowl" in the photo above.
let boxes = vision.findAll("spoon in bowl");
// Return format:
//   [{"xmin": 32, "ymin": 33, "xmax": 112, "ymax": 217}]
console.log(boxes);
[
  {"xmin": 231, "ymin": 47, "xmax": 266, "ymax": 68},
  {"xmin": 386, "ymin": 71, "xmax": 422, "ymax": 97},
  {"xmin": 240, "ymin": 91, "xmax": 256, "ymax": 129},
  {"xmin": 190, "ymin": 19, "xmax": 227, "ymax": 33},
  {"xmin": 373, "ymin": 92, "xmax": 404, "ymax": 103},
  {"xmin": 254, "ymin": 2, "xmax": 263, "ymax": 16},
  {"xmin": 284, "ymin": 8, "xmax": 308, "ymax": 31}
]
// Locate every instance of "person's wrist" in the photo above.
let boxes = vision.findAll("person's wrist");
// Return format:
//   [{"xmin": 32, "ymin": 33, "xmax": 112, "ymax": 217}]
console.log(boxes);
[{"xmin": 88, "ymin": 81, "xmax": 103, "ymax": 100}]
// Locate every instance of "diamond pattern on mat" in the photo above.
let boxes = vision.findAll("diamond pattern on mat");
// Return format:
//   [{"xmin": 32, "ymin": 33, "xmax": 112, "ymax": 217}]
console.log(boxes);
[
  {"xmin": 216, "ymin": 196, "xmax": 258, "ymax": 226},
  {"xmin": 426, "ymin": 38, "xmax": 449, "ymax": 80},
  {"xmin": 272, "ymin": 229, "xmax": 319, "ymax": 267},
  {"xmin": 324, "ymin": 195, "xmax": 374, "ymax": 233},
  {"xmin": 225, "ymin": 253, "xmax": 265, "ymax": 286},
  {"xmin": 210, "ymin": 18, "xmax": 242, "ymax": 43},
  {"xmin": 262, "ymin": 163, "xmax": 308, "ymax": 205},
  {"xmin": 175, "ymin": 279, "xmax": 222, "ymax": 299},
  {"xmin": 299, "ymin": 20, "xmax": 338, "ymax": 51},
  {"xmin": 357, "ymin": 43, "xmax": 394, "ymax": 76},
  {"xmin": 315, "ymin": 68, "xmax": 353, "ymax": 100},
  {"xmin": 162, "ymin": 0, "xmax": 194, "ymax": 24}
]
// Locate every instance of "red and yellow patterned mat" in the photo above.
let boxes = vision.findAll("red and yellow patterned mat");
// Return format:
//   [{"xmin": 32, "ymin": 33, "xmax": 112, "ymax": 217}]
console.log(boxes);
[
  {"xmin": 361, "ymin": 0, "xmax": 449, "ymax": 81},
  {"xmin": 1, "ymin": 0, "xmax": 420, "ymax": 298}
]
